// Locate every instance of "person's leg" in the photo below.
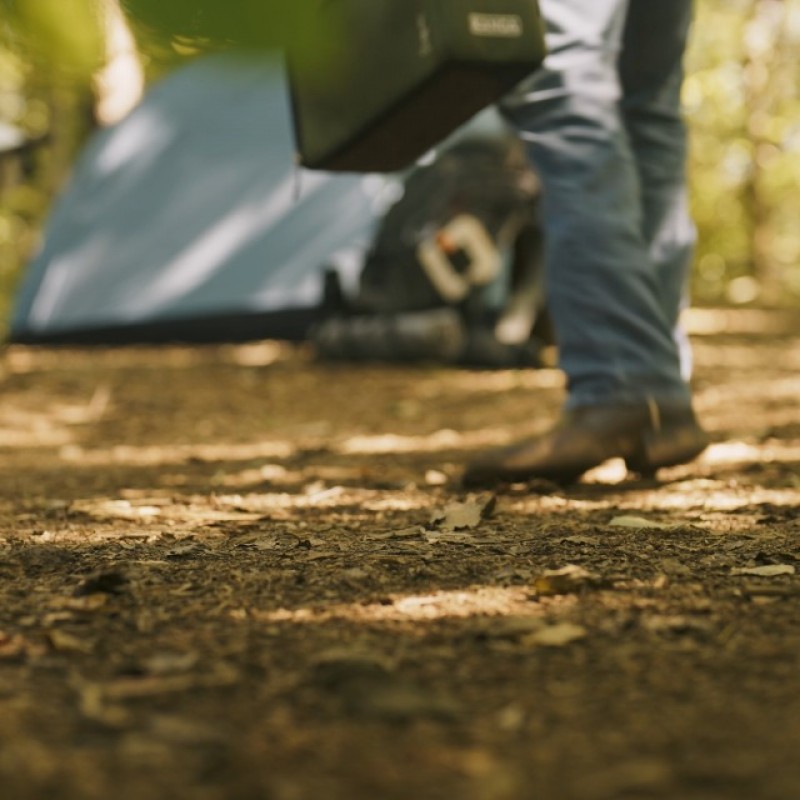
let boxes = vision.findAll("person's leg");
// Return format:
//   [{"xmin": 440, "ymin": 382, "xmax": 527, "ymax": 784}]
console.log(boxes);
[
  {"xmin": 501, "ymin": 0, "xmax": 689, "ymax": 408},
  {"xmin": 619, "ymin": 0, "xmax": 695, "ymax": 379},
  {"xmin": 464, "ymin": 0, "xmax": 706, "ymax": 485}
]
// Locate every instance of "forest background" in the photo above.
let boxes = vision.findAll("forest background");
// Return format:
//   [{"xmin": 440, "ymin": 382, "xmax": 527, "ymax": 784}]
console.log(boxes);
[{"xmin": 0, "ymin": 0, "xmax": 798, "ymax": 331}]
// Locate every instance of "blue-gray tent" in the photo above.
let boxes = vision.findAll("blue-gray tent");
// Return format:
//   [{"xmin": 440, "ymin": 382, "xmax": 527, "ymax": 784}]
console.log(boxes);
[
  {"xmin": 10, "ymin": 54, "xmax": 401, "ymax": 345},
  {"xmin": 10, "ymin": 54, "xmax": 543, "ymax": 354}
]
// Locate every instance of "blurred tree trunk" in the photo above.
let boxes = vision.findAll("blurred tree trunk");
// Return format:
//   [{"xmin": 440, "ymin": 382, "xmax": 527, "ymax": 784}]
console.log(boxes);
[
  {"xmin": 27, "ymin": 78, "xmax": 92, "ymax": 198},
  {"xmin": 93, "ymin": 0, "xmax": 145, "ymax": 126},
  {"xmin": 27, "ymin": 0, "xmax": 145, "ymax": 197}
]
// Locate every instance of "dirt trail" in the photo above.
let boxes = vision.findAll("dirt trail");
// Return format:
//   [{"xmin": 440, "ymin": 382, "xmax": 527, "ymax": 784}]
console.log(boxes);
[{"xmin": 0, "ymin": 308, "xmax": 798, "ymax": 800}]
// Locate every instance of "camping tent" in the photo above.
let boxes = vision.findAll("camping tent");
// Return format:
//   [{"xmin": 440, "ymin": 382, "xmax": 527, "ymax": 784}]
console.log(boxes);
[
  {"xmin": 10, "ymin": 54, "xmax": 401, "ymax": 345},
  {"xmin": 10, "ymin": 53, "xmax": 540, "ymax": 351}
]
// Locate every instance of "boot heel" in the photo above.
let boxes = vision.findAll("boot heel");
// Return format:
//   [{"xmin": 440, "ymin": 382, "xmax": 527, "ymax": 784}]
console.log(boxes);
[{"xmin": 625, "ymin": 425, "xmax": 710, "ymax": 476}]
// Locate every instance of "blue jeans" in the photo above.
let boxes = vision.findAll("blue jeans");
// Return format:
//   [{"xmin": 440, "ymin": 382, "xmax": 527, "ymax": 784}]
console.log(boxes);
[{"xmin": 502, "ymin": 0, "xmax": 695, "ymax": 408}]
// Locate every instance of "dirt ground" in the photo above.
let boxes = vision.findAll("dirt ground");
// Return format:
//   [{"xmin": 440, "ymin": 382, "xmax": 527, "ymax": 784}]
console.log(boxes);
[{"xmin": 0, "ymin": 307, "xmax": 798, "ymax": 800}]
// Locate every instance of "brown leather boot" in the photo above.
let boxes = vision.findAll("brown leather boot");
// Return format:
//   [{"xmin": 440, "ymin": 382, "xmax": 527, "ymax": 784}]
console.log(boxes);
[{"xmin": 462, "ymin": 400, "xmax": 709, "ymax": 487}]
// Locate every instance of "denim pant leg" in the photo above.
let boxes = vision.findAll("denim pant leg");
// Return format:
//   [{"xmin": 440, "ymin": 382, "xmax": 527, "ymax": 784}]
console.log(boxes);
[
  {"xmin": 502, "ymin": 0, "xmax": 691, "ymax": 408},
  {"xmin": 620, "ymin": 0, "xmax": 696, "ymax": 380}
]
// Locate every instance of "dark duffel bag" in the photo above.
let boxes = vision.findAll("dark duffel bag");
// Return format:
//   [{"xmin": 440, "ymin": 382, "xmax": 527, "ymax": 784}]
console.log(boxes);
[{"xmin": 289, "ymin": 0, "xmax": 546, "ymax": 172}]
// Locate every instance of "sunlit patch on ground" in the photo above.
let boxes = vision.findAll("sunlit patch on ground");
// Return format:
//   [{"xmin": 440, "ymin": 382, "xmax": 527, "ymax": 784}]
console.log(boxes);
[
  {"xmin": 702, "ymin": 439, "xmax": 800, "ymax": 468},
  {"xmin": 582, "ymin": 458, "xmax": 629, "ymax": 484},
  {"xmin": 336, "ymin": 426, "xmax": 538, "ymax": 455},
  {"xmin": 3, "ymin": 342, "xmax": 297, "ymax": 374},
  {"xmin": 257, "ymin": 586, "xmax": 556, "ymax": 625},
  {"xmin": 0, "ymin": 387, "xmax": 111, "ymax": 448},
  {"xmin": 421, "ymin": 367, "xmax": 565, "ymax": 395}
]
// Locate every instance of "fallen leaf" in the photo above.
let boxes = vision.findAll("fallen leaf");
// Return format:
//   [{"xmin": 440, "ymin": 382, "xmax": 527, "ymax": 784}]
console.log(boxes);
[
  {"xmin": 532, "ymin": 564, "xmax": 601, "ymax": 596},
  {"xmin": 425, "ymin": 470, "xmax": 449, "ymax": 486},
  {"xmin": 341, "ymin": 567, "xmax": 370, "ymax": 581},
  {"xmin": 304, "ymin": 484, "xmax": 345, "ymax": 502},
  {"xmin": 48, "ymin": 630, "xmax": 94, "ymax": 654},
  {"xmin": 523, "ymin": 623, "xmax": 587, "ymax": 648},
  {"xmin": 304, "ymin": 536, "xmax": 328, "ymax": 547},
  {"xmin": 51, "ymin": 594, "xmax": 109, "ymax": 612},
  {"xmin": 430, "ymin": 495, "xmax": 496, "ymax": 532},
  {"xmin": 731, "ymin": 564, "xmax": 795, "ymax": 578},
  {"xmin": 423, "ymin": 531, "xmax": 480, "ymax": 545},
  {"xmin": 165, "ymin": 542, "xmax": 205, "ymax": 559},
  {"xmin": 368, "ymin": 527, "xmax": 424, "ymax": 541},
  {"xmin": 41, "ymin": 611, "xmax": 76, "ymax": 626},
  {"xmin": 609, "ymin": 516, "xmax": 679, "ymax": 530}
]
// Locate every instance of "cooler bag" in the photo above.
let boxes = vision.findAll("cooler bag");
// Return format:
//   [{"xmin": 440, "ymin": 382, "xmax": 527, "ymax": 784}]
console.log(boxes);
[{"xmin": 289, "ymin": 0, "xmax": 546, "ymax": 172}]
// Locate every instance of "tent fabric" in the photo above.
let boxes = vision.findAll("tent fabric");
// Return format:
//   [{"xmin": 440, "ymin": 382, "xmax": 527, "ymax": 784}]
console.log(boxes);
[
  {"xmin": 10, "ymin": 54, "xmax": 398, "ymax": 345},
  {"xmin": 9, "ymin": 53, "xmax": 525, "ymax": 347}
]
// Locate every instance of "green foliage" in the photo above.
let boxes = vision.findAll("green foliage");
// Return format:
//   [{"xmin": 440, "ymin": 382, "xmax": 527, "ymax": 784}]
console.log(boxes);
[
  {"xmin": 0, "ymin": 3, "xmax": 99, "ymax": 324},
  {"xmin": 122, "ymin": 0, "xmax": 329, "ymax": 61},
  {"xmin": 1, "ymin": 0, "xmax": 105, "ymax": 79},
  {"xmin": 686, "ymin": 0, "xmax": 800, "ymax": 304}
]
